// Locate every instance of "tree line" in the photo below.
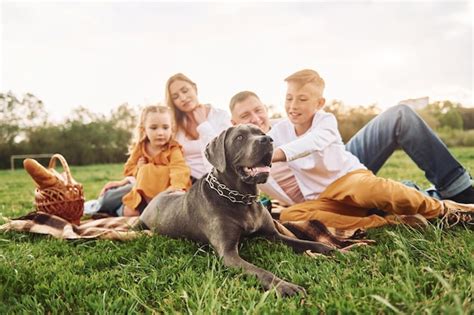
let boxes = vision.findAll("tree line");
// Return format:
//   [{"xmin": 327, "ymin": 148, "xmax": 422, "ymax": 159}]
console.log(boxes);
[
  {"xmin": 1, "ymin": 92, "xmax": 138, "ymax": 169},
  {"xmin": 1, "ymin": 91, "xmax": 473, "ymax": 169}
]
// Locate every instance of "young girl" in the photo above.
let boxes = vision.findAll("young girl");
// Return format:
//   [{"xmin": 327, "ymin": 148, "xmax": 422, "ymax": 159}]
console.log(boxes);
[{"xmin": 97, "ymin": 105, "xmax": 191, "ymax": 217}]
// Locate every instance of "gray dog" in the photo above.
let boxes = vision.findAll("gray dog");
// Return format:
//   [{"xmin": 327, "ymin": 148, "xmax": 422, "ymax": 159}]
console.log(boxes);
[{"xmin": 137, "ymin": 124, "xmax": 335, "ymax": 297}]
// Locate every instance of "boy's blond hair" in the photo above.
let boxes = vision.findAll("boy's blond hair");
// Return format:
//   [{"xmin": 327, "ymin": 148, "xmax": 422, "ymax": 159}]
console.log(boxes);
[
  {"xmin": 284, "ymin": 69, "xmax": 325, "ymax": 96},
  {"xmin": 128, "ymin": 104, "xmax": 173, "ymax": 155}
]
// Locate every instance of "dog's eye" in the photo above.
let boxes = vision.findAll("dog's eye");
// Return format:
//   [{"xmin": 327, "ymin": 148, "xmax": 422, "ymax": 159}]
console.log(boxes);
[{"xmin": 236, "ymin": 135, "xmax": 243, "ymax": 141}]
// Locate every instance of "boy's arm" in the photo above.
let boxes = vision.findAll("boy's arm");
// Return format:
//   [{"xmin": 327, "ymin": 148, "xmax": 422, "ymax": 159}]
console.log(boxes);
[
  {"xmin": 272, "ymin": 114, "xmax": 341, "ymax": 162},
  {"xmin": 168, "ymin": 146, "xmax": 192, "ymax": 191},
  {"xmin": 272, "ymin": 148, "xmax": 287, "ymax": 163}
]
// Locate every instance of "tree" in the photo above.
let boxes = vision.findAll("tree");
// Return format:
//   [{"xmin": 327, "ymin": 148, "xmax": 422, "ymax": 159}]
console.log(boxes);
[
  {"xmin": 325, "ymin": 101, "xmax": 380, "ymax": 143},
  {"xmin": 110, "ymin": 102, "xmax": 139, "ymax": 131},
  {"xmin": 439, "ymin": 107, "xmax": 463, "ymax": 130},
  {"xmin": 0, "ymin": 92, "xmax": 49, "ymax": 168},
  {"xmin": 0, "ymin": 91, "xmax": 48, "ymax": 144},
  {"xmin": 67, "ymin": 106, "xmax": 102, "ymax": 124},
  {"xmin": 458, "ymin": 107, "xmax": 474, "ymax": 130}
]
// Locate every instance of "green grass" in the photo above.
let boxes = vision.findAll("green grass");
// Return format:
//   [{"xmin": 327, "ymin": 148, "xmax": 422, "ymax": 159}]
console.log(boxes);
[{"xmin": 1, "ymin": 148, "xmax": 473, "ymax": 313}]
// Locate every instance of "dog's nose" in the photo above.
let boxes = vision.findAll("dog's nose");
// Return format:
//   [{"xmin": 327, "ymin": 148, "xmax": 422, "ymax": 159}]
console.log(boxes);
[{"xmin": 259, "ymin": 136, "xmax": 273, "ymax": 144}]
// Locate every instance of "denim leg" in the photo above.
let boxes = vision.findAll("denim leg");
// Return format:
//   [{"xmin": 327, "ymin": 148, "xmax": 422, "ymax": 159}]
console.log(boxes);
[
  {"xmin": 345, "ymin": 104, "xmax": 471, "ymax": 197},
  {"xmin": 97, "ymin": 183, "xmax": 133, "ymax": 215}
]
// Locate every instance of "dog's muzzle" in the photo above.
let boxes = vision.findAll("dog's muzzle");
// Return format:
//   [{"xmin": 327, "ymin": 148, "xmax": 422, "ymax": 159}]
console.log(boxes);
[{"xmin": 239, "ymin": 136, "xmax": 273, "ymax": 184}]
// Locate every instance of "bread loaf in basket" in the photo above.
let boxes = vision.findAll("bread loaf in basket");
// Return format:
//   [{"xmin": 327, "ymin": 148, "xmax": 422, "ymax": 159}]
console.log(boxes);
[{"xmin": 24, "ymin": 154, "xmax": 84, "ymax": 225}]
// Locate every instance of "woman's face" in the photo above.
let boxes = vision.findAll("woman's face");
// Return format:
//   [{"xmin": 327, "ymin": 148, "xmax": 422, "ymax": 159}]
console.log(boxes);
[{"xmin": 169, "ymin": 80, "xmax": 199, "ymax": 113}]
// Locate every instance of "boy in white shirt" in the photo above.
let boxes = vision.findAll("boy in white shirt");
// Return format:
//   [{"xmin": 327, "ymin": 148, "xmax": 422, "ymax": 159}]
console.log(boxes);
[{"xmin": 262, "ymin": 69, "xmax": 473, "ymax": 229}]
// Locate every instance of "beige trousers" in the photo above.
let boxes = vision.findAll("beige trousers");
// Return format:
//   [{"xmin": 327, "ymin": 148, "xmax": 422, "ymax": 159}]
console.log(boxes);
[{"xmin": 280, "ymin": 169, "xmax": 443, "ymax": 230}]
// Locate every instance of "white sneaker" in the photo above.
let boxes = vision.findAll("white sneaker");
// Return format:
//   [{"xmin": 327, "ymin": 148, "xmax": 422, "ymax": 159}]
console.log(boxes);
[{"xmin": 84, "ymin": 200, "xmax": 100, "ymax": 214}]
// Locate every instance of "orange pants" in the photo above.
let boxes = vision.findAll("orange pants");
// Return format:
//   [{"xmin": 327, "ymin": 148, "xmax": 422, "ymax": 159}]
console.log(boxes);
[{"xmin": 280, "ymin": 169, "xmax": 443, "ymax": 230}]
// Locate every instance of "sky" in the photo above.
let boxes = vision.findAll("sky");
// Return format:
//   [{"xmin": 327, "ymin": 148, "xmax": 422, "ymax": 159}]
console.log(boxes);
[{"xmin": 1, "ymin": 0, "xmax": 473, "ymax": 122}]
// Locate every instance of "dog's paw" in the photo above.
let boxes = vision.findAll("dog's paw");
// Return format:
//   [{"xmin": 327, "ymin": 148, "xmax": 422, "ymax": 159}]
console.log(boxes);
[{"xmin": 273, "ymin": 280, "xmax": 306, "ymax": 298}]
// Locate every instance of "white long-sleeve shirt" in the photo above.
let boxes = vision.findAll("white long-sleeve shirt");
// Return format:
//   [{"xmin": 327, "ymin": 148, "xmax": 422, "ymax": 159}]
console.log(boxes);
[
  {"xmin": 261, "ymin": 110, "xmax": 366, "ymax": 201},
  {"xmin": 176, "ymin": 106, "xmax": 231, "ymax": 179}
]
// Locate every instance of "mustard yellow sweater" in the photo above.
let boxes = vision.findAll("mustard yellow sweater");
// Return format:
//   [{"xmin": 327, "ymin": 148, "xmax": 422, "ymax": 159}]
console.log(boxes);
[{"xmin": 122, "ymin": 139, "xmax": 191, "ymax": 210}]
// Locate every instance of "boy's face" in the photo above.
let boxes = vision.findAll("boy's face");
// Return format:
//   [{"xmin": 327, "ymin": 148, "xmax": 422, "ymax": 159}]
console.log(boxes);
[
  {"xmin": 285, "ymin": 81, "xmax": 325, "ymax": 133},
  {"xmin": 231, "ymin": 96, "xmax": 271, "ymax": 133}
]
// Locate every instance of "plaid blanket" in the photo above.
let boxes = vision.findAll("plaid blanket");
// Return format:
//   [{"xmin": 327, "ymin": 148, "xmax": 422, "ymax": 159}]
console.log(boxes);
[
  {"xmin": 0, "ymin": 212, "xmax": 149, "ymax": 241},
  {"xmin": 0, "ymin": 211, "xmax": 373, "ymax": 249}
]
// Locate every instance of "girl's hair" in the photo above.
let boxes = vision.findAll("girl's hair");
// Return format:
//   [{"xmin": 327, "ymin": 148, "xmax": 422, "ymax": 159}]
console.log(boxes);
[
  {"xmin": 128, "ymin": 104, "xmax": 172, "ymax": 155},
  {"xmin": 165, "ymin": 73, "xmax": 198, "ymax": 139}
]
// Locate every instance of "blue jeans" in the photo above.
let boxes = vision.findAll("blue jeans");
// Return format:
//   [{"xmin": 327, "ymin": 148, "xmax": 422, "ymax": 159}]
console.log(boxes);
[{"xmin": 345, "ymin": 104, "xmax": 471, "ymax": 198}]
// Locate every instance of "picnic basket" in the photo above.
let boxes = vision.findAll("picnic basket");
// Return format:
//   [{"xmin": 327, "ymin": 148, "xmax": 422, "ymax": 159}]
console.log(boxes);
[{"xmin": 24, "ymin": 154, "xmax": 84, "ymax": 225}]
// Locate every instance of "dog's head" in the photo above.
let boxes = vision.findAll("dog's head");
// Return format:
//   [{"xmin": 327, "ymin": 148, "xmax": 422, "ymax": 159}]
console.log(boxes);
[{"xmin": 205, "ymin": 124, "xmax": 273, "ymax": 184}]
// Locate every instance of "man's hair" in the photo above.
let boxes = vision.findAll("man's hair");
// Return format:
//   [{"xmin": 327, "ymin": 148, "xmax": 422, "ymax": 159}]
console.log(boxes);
[
  {"xmin": 229, "ymin": 91, "xmax": 260, "ymax": 112},
  {"xmin": 284, "ymin": 69, "xmax": 325, "ymax": 95}
]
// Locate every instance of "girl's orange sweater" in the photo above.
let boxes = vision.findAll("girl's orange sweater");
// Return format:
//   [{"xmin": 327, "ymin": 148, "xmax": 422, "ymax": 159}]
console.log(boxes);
[{"xmin": 122, "ymin": 139, "xmax": 191, "ymax": 210}]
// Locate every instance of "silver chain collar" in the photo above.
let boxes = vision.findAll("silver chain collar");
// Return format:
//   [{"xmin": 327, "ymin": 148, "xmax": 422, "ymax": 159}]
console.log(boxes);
[{"xmin": 205, "ymin": 171, "xmax": 259, "ymax": 205}]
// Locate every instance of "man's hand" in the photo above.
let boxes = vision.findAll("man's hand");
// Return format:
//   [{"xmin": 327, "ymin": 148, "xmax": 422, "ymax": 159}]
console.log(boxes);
[{"xmin": 272, "ymin": 148, "xmax": 287, "ymax": 163}]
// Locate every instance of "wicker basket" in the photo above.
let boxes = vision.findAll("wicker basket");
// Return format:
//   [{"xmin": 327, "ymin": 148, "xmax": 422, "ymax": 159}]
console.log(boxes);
[{"xmin": 34, "ymin": 154, "xmax": 84, "ymax": 225}]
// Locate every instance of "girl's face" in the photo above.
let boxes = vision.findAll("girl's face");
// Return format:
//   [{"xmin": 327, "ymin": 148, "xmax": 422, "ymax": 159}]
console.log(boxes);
[
  {"xmin": 144, "ymin": 111, "xmax": 172, "ymax": 149},
  {"xmin": 169, "ymin": 80, "xmax": 198, "ymax": 113}
]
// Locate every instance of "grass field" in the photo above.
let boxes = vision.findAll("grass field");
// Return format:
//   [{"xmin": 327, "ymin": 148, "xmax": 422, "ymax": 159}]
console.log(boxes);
[{"xmin": 1, "ymin": 148, "xmax": 473, "ymax": 313}]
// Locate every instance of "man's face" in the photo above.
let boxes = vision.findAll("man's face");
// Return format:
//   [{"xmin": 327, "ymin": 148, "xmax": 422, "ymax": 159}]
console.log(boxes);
[{"xmin": 231, "ymin": 96, "xmax": 271, "ymax": 133}]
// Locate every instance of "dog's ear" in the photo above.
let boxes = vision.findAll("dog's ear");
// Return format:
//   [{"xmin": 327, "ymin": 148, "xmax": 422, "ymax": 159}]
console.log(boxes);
[{"xmin": 205, "ymin": 127, "xmax": 231, "ymax": 173}]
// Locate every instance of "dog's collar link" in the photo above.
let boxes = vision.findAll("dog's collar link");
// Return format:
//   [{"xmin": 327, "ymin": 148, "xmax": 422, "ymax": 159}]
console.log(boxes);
[{"xmin": 205, "ymin": 171, "xmax": 259, "ymax": 205}]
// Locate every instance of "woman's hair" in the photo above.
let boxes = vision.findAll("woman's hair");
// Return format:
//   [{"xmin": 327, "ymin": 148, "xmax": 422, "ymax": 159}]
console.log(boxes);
[
  {"xmin": 165, "ymin": 73, "xmax": 198, "ymax": 139},
  {"xmin": 128, "ymin": 104, "xmax": 172, "ymax": 155}
]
